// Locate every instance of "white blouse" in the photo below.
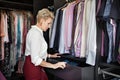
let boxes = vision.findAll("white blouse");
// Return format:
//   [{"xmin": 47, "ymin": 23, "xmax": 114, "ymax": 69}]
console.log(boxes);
[{"xmin": 25, "ymin": 25, "xmax": 48, "ymax": 66}]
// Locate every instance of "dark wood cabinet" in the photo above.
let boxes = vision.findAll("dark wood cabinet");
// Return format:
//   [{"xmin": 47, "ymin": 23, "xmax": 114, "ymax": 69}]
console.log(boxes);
[{"xmin": 46, "ymin": 55, "xmax": 94, "ymax": 80}]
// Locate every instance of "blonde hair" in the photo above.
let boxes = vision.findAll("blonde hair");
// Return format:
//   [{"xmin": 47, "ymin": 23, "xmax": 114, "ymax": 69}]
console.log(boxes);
[{"xmin": 36, "ymin": 8, "xmax": 54, "ymax": 23}]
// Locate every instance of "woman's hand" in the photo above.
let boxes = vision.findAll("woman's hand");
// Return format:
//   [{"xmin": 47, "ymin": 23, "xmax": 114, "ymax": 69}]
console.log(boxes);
[
  {"xmin": 48, "ymin": 53, "xmax": 61, "ymax": 58},
  {"xmin": 52, "ymin": 62, "xmax": 66, "ymax": 69}
]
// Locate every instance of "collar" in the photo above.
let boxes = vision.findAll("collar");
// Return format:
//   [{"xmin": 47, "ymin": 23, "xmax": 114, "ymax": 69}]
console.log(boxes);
[{"xmin": 32, "ymin": 25, "xmax": 43, "ymax": 34}]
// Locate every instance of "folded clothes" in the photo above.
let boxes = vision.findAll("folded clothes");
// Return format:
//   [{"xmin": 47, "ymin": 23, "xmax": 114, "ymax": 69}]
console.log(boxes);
[{"xmin": 63, "ymin": 59, "xmax": 78, "ymax": 66}]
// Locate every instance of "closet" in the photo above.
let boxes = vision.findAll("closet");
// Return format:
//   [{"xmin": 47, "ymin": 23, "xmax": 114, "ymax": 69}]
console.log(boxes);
[
  {"xmin": 48, "ymin": 0, "xmax": 120, "ymax": 80},
  {"xmin": 46, "ymin": 0, "xmax": 95, "ymax": 80},
  {"xmin": 95, "ymin": 0, "xmax": 120, "ymax": 80},
  {"xmin": 0, "ymin": 0, "xmax": 119, "ymax": 80}
]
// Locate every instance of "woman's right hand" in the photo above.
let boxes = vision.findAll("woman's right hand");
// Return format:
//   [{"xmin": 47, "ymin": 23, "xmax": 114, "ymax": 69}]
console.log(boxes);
[{"xmin": 53, "ymin": 62, "xmax": 66, "ymax": 69}]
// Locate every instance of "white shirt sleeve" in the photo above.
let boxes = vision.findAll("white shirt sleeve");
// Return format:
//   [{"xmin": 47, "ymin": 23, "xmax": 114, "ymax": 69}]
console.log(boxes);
[{"xmin": 30, "ymin": 30, "xmax": 43, "ymax": 66}]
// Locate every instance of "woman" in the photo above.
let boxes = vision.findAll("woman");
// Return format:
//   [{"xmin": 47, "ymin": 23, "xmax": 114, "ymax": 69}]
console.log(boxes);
[{"xmin": 23, "ymin": 8, "xmax": 66, "ymax": 80}]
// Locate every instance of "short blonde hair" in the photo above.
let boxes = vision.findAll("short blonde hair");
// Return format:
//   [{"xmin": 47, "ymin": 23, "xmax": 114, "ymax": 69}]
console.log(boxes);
[{"xmin": 36, "ymin": 8, "xmax": 54, "ymax": 23}]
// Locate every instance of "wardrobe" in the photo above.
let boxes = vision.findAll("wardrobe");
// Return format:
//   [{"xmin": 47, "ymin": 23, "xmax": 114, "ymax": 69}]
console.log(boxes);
[
  {"xmin": 48, "ymin": 0, "xmax": 120, "ymax": 80},
  {"xmin": 0, "ymin": 0, "xmax": 120, "ymax": 80},
  {"xmin": 47, "ymin": 0, "xmax": 95, "ymax": 80},
  {"xmin": 95, "ymin": 0, "xmax": 120, "ymax": 80}
]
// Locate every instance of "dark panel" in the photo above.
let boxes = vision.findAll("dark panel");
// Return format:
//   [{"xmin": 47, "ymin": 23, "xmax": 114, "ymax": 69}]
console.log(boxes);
[
  {"xmin": 33, "ymin": 0, "xmax": 53, "ymax": 20},
  {"xmin": 0, "ymin": 0, "xmax": 33, "ymax": 11},
  {"xmin": 4, "ymin": 0, "xmax": 33, "ymax": 4},
  {"xmin": 54, "ymin": 0, "xmax": 66, "ymax": 11}
]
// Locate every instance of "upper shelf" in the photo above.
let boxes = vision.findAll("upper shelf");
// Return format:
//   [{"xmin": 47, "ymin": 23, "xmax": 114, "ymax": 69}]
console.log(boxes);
[
  {"xmin": 4, "ymin": 0, "xmax": 33, "ymax": 4},
  {"xmin": 0, "ymin": 0, "xmax": 33, "ymax": 11},
  {"xmin": 100, "ymin": 62, "xmax": 120, "ymax": 69}
]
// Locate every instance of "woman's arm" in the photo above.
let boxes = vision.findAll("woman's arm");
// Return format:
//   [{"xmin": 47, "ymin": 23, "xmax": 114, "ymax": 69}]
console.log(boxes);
[
  {"xmin": 47, "ymin": 53, "xmax": 61, "ymax": 58},
  {"xmin": 40, "ymin": 60, "xmax": 66, "ymax": 69}
]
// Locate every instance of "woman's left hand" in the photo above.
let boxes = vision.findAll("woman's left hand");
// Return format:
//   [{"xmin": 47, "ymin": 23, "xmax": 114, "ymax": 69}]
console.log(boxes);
[{"xmin": 50, "ymin": 53, "xmax": 61, "ymax": 58}]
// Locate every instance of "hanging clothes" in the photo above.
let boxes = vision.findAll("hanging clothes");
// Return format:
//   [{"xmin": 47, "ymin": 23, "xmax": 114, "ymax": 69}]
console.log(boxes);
[
  {"xmin": 70, "ymin": 2, "xmax": 79, "ymax": 55},
  {"xmin": 97, "ymin": 0, "xmax": 120, "ymax": 63},
  {"xmin": 0, "ymin": 10, "xmax": 33, "ymax": 77},
  {"xmin": 85, "ymin": 0, "xmax": 97, "ymax": 66},
  {"xmin": 58, "ymin": 7, "xmax": 66, "ymax": 53},
  {"xmin": 110, "ymin": 0, "xmax": 120, "ymax": 62},
  {"xmin": 50, "ymin": 0, "xmax": 97, "ymax": 66},
  {"xmin": 0, "ymin": 11, "xmax": 5, "ymax": 60},
  {"xmin": 118, "ymin": 43, "xmax": 120, "ymax": 64},
  {"xmin": 73, "ymin": 1, "xmax": 85, "ymax": 57},
  {"xmin": 64, "ymin": 1, "xmax": 77, "ymax": 53}
]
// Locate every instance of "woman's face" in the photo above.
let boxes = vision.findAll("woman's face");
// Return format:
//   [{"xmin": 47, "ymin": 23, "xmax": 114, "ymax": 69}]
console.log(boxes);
[{"xmin": 41, "ymin": 18, "xmax": 53, "ymax": 31}]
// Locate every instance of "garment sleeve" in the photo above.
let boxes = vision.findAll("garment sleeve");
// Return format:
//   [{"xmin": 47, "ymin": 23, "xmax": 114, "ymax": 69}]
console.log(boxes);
[{"xmin": 30, "ymin": 31, "xmax": 43, "ymax": 66}]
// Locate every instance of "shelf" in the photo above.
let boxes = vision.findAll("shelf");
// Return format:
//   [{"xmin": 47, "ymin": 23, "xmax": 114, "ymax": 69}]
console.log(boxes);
[
  {"xmin": 99, "ymin": 62, "xmax": 120, "ymax": 79},
  {"xmin": 46, "ymin": 58, "xmax": 94, "ymax": 80},
  {"xmin": 0, "ymin": 0, "xmax": 33, "ymax": 11},
  {"xmin": 100, "ymin": 62, "xmax": 120, "ymax": 69},
  {"xmin": 101, "ymin": 68, "xmax": 120, "ymax": 78},
  {"xmin": 4, "ymin": 0, "xmax": 33, "ymax": 4}
]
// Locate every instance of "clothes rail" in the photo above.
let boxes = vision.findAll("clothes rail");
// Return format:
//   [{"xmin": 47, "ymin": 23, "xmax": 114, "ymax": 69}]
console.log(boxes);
[
  {"xmin": 0, "ymin": 7, "xmax": 29, "ymax": 11},
  {"xmin": 66, "ymin": 0, "xmax": 75, "ymax": 3},
  {"xmin": 0, "ymin": 0, "xmax": 33, "ymax": 11},
  {"xmin": 0, "ymin": 0, "xmax": 32, "ymax": 7}
]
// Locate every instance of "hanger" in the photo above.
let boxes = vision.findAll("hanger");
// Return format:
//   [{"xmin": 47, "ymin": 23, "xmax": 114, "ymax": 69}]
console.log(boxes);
[
  {"xmin": 48, "ymin": 5, "xmax": 54, "ymax": 11},
  {"xmin": 66, "ymin": 0, "xmax": 74, "ymax": 3}
]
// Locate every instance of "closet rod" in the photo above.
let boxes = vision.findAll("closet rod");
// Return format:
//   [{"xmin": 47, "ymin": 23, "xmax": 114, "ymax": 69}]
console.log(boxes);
[
  {"xmin": 0, "ymin": 0, "xmax": 33, "ymax": 7},
  {"xmin": 66, "ymin": 0, "xmax": 75, "ymax": 2},
  {"xmin": 0, "ymin": 0, "xmax": 33, "ymax": 11},
  {"xmin": 0, "ymin": 7, "xmax": 29, "ymax": 11}
]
